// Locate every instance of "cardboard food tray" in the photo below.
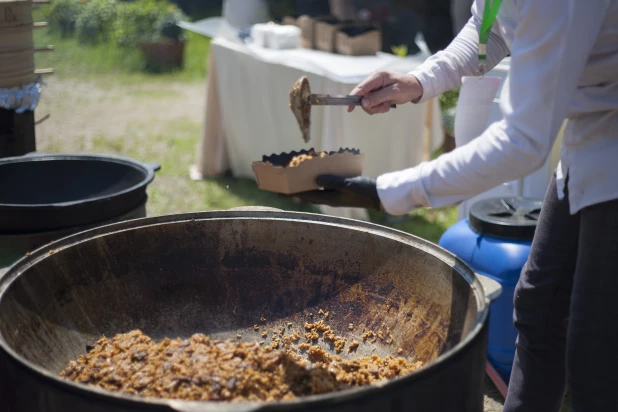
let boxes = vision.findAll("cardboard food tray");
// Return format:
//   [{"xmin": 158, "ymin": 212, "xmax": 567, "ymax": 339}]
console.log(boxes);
[
  {"xmin": 314, "ymin": 20, "xmax": 357, "ymax": 53},
  {"xmin": 252, "ymin": 148, "xmax": 364, "ymax": 194},
  {"xmin": 281, "ymin": 16, "xmax": 298, "ymax": 27},
  {"xmin": 296, "ymin": 15, "xmax": 340, "ymax": 50},
  {"xmin": 336, "ymin": 27, "xmax": 382, "ymax": 56}
]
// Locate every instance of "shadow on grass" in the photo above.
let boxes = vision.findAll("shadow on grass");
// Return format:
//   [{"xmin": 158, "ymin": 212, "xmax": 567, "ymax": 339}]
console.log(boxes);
[
  {"xmin": 198, "ymin": 173, "xmax": 320, "ymax": 214},
  {"xmin": 369, "ymin": 207, "xmax": 458, "ymax": 244}
]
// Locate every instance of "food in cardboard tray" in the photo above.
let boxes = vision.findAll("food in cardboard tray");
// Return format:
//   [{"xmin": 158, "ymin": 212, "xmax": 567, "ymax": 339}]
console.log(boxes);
[
  {"xmin": 288, "ymin": 151, "xmax": 328, "ymax": 167},
  {"xmin": 252, "ymin": 148, "xmax": 363, "ymax": 194},
  {"xmin": 260, "ymin": 148, "xmax": 360, "ymax": 168}
]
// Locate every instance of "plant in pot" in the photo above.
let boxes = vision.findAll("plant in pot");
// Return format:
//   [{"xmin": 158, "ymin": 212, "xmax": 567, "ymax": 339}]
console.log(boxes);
[{"xmin": 115, "ymin": 0, "xmax": 188, "ymax": 70}]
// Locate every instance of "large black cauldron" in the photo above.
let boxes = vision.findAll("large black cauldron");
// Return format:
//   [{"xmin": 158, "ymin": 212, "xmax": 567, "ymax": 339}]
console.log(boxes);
[
  {"xmin": 0, "ymin": 209, "xmax": 500, "ymax": 412},
  {"xmin": 0, "ymin": 153, "xmax": 159, "ymax": 232}
]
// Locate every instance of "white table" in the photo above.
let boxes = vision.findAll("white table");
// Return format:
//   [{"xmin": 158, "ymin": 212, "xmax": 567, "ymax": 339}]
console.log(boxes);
[{"xmin": 190, "ymin": 31, "xmax": 445, "ymax": 220}]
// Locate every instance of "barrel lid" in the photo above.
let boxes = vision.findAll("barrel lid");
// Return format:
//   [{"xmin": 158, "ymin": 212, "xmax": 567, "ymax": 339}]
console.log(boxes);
[{"xmin": 468, "ymin": 197, "xmax": 543, "ymax": 240}]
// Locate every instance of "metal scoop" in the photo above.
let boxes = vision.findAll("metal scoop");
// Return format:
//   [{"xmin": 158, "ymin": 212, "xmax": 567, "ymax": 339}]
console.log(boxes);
[{"xmin": 289, "ymin": 76, "xmax": 396, "ymax": 143}]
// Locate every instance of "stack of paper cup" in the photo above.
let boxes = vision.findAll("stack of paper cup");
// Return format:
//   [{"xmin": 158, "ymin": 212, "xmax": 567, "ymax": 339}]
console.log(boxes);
[
  {"xmin": 251, "ymin": 23, "xmax": 271, "ymax": 47},
  {"xmin": 269, "ymin": 25, "xmax": 301, "ymax": 49},
  {"xmin": 251, "ymin": 23, "xmax": 301, "ymax": 49}
]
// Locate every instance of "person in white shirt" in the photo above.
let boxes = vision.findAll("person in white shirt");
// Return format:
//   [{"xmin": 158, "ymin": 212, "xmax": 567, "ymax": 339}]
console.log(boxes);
[{"xmin": 291, "ymin": 0, "xmax": 618, "ymax": 410}]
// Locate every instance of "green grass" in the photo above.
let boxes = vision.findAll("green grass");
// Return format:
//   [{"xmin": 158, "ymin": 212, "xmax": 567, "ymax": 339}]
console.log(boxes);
[{"xmin": 370, "ymin": 208, "xmax": 459, "ymax": 243}]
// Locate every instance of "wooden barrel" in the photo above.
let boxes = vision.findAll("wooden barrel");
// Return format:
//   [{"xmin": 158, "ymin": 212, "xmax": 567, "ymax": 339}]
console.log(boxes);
[
  {"xmin": 0, "ymin": 24, "xmax": 33, "ymax": 51},
  {"xmin": 0, "ymin": 0, "xmax": 34, "ymax": 88},
  {"xmin": 0, "ymin": 0, "xmax": 32, "ymax": 27},
  {"xmin": 0, "ymin": 48, "xmax": 35, "ymax": 88}
]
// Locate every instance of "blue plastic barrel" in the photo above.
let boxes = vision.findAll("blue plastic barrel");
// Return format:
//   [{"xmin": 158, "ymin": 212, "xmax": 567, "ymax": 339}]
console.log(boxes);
[{"xmin": 439, "ymin": 197, "xmax": 542, "ymax": 382}]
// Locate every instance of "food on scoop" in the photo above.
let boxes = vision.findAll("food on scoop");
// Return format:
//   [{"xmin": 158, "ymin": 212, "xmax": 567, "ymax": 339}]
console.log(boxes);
[{"xmin": 289, "ymin": 76, "xmax": 311, "ymax": 143}]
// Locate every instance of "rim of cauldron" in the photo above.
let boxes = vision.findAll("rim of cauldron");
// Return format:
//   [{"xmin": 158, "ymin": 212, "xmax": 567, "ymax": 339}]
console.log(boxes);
[
  {"xmin": 0, "ymin": 152, "xmax": 159, "ymax": 208},
  {"xmin": 0, "ymin": 210, "xmax": 489, "ymax": 411}
]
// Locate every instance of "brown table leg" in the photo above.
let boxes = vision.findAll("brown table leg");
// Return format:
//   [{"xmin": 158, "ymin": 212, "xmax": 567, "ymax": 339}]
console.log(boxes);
[{"xmin": 194, "ymin": 49, "xmax": 228, "ymax": 177}]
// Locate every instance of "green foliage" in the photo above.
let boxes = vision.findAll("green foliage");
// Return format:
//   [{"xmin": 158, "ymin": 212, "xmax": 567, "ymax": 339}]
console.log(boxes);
[
  {"xmin": 155, "ymin": 6, "xmax": 187, "ymax": 41},
  {"xmin": 34, "ymin": 15, "xmax": 211, "ymax": 82},
  {"xmin": 439, "ymin": 88, "xmax": 460, "ymax": 136},
  {"xmin": 439, "ymin": 87, "xmax": 460, "ymax": 111},
  {"xmin": 45, "ymin": 0, "xmax": 81, "ymax": 37},
  {"xmin": 114, "ymin": 0, "xmax": 188, "ymax": 47},
  {"xmin": 113, "ymin": 0, "xmax": 160, "ymax": 46},
  {"xmin": 59, "ymin": 0, "xmax": 188, "ymax": 47},
  {"xmin": 75, "ymin": 0, "xmax": 119, "ymax": 45}
]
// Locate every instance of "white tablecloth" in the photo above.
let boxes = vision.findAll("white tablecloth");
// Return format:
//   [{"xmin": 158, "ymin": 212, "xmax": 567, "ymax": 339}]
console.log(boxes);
[{"xmin": 192, "ymin": 35, "xmax": 444, "ymax": 220}]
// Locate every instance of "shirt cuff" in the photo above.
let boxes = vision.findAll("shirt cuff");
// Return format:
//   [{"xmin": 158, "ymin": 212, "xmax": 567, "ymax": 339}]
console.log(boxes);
[
  {"xmin": 408, "ymin": 69, "xmax": 437, "ymax": 105},
  {"xmin": 376, "ymin": 163, "xmax": 431, "ymax": 216}
]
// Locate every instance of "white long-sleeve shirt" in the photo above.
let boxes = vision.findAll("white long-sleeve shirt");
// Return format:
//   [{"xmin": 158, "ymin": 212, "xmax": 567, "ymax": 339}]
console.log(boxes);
[{"xmin": 377, "ymin": 0, "xmax": 618, "ymax": 216}]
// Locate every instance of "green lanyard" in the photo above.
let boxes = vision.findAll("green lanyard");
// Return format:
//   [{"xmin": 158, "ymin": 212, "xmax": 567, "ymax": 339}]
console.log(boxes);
[{"xmin": 478, "ymin": 0, "xmax": 502, "ymax": 74}]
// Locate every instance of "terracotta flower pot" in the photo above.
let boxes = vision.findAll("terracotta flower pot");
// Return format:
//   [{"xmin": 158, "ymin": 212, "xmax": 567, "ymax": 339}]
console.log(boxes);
[{"xmin": 138, "ymin": 39, "xmax": 185, "ymax": 68}]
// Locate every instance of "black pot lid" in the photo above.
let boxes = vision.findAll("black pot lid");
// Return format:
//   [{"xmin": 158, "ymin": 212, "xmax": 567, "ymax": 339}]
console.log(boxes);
[{"xmin": 469, "ymin": 197, "xmax": 543, "ymax": 240}]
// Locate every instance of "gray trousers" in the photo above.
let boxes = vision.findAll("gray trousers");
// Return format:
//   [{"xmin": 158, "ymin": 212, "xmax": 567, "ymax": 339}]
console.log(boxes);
[{"xmin": 503, "ymin": 174, "xmax": 618, "ymax": 411}]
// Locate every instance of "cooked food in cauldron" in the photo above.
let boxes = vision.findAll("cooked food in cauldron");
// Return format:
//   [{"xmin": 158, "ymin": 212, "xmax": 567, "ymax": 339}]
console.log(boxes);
[{"xmin": 60, "ymin": 314, "xmax": 422, "ymax": 402}]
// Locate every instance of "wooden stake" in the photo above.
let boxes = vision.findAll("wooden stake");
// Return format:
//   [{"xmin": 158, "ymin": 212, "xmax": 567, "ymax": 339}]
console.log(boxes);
[
  {"xmin": 35, "ymin": 45, "xmax": 54, "ymax": 52},
  {"xmin": 35, "ymin": 68, "xmax": 54, "ymax": 75},
  {"xmin": 35, "ymin": 113, "xmax": 50, "ymax": 125}
]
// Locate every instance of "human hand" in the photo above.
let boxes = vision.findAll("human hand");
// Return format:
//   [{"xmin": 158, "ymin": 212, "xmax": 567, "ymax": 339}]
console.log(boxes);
[
  {"xmin": 348, "ymin": 71, "xmax": 424, "ymax": 115},
  {"xmin": 284, "ymin": 175, "xmax": 381, "ymax": 210}
]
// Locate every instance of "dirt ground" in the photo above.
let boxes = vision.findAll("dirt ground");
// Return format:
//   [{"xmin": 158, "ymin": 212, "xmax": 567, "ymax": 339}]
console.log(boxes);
[
  {"xmin": 484, "ymin": 376, "xmax": 506, "ymax": 411},
  {"xmin": 35, "ymin": 76, "xmax": 205, "ymax": 152}
]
